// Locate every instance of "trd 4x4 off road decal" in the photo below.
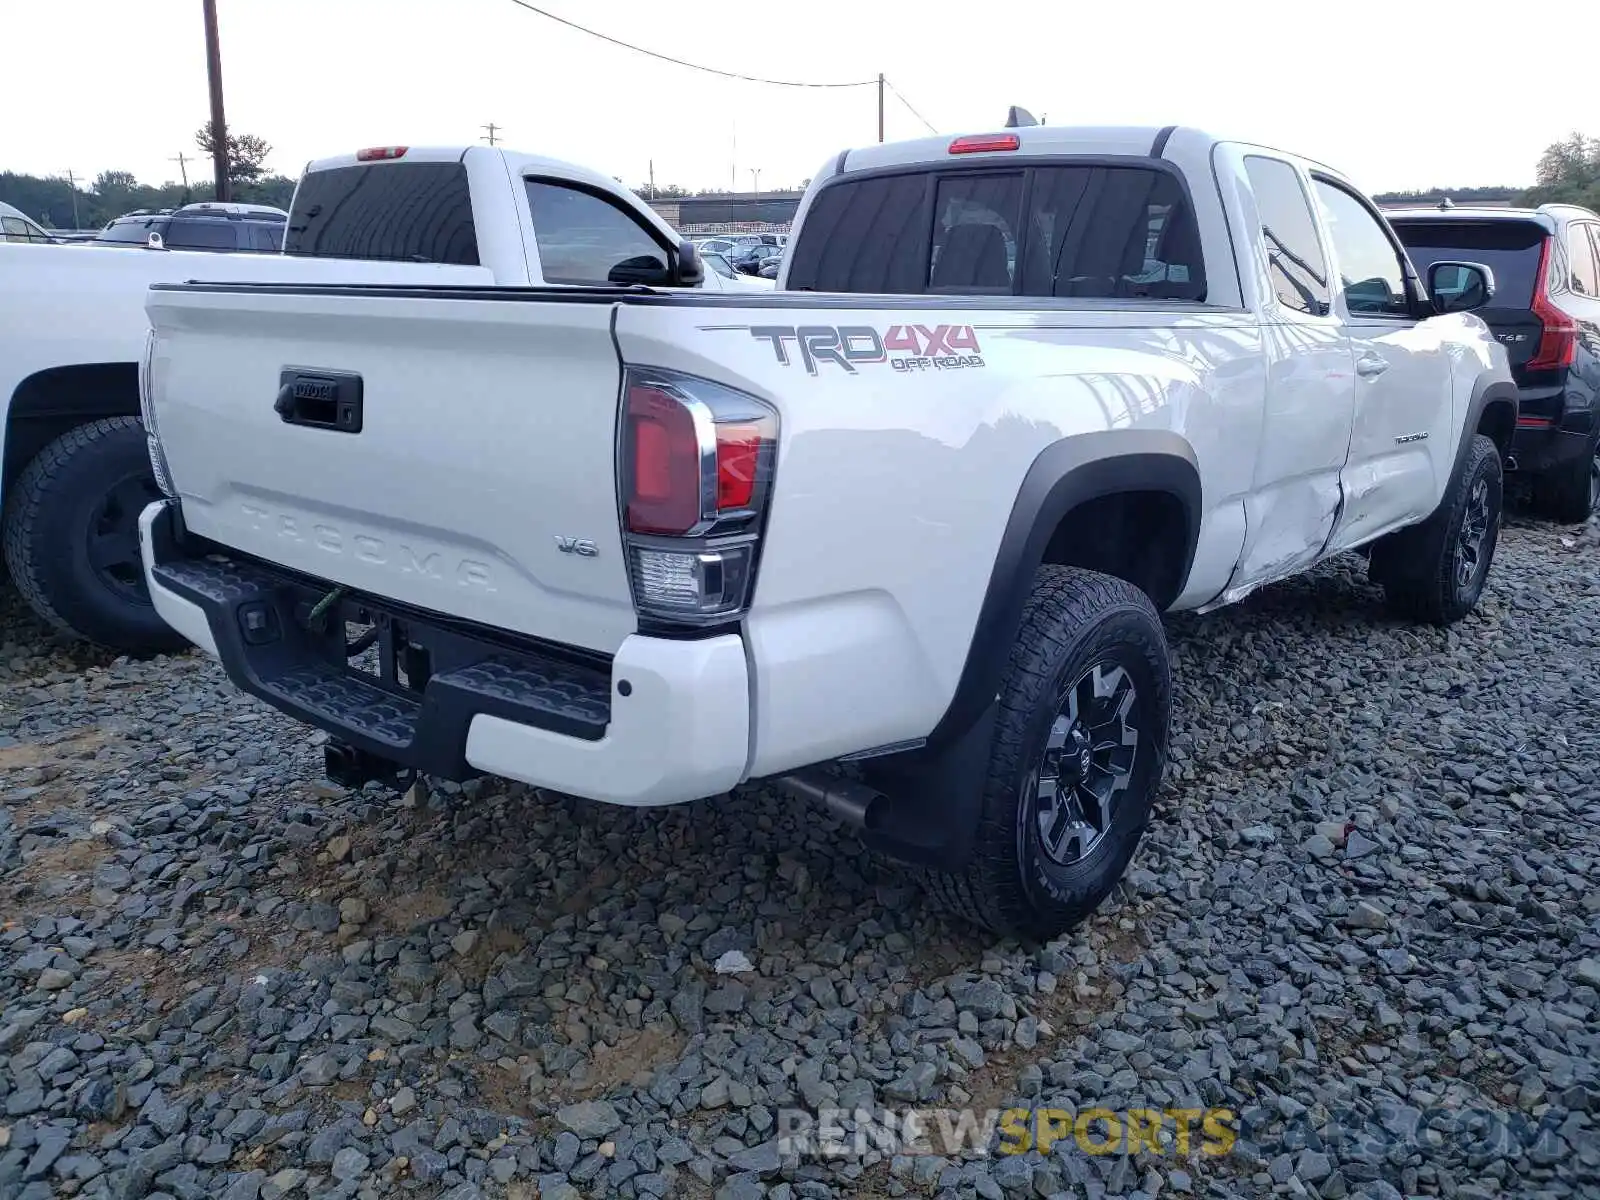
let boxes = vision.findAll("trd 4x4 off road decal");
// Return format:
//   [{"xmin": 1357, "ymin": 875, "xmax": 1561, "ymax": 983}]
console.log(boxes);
[{"xmin": 700, "ymin": 323, "xmax": 986, "ymax": 375}]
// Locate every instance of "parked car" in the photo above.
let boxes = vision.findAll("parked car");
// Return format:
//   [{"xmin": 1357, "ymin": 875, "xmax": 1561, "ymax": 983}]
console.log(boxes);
[
  {"xmin": 137, "ymin": 122, "xmax": 1514, "ymax": 938},
  {"xmin": 1388, "ymin": 202, "xmax": 1600, "ymax": 521},
  {"xmin": 94, "ymin": 202, "xmax": 290, "ymax": 253},
  {"xmin": 695, "ymin": 237, "xmax": 739, "ymax": 258},
  {"xmin": 730, "ymin": 242, "xmax": 777, "ymax": 275},
  {"xmin": 758, "ymin": 252, "xmax": 783, "ymax": 279},
  {"xmin": 0, "ymin": 200, "xmax": 57, "ymax": 243},
  {"xmin": 700, "ymin": 249, "xmax": 775, "ymax": 289},
  {"xmin": 2, "ymin": 144, "xmax": 746, "ymax": 655}
]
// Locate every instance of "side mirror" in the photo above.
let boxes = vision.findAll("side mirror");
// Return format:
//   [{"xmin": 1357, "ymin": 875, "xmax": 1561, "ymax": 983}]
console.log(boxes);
[
  {"xmin": 674, "ymin": 239, "xmax": 705, "ymax": 288},
  {"xmin": 1428, "ymin": 260, "xmax": 1496, "ymax": 313},
  {"xmin": 606, "ymin": 254, "xmax": 671, "ymax": 286},
  {"xmin": 146, "ymin": 231, "xmax": 166, "ymax": 250}
]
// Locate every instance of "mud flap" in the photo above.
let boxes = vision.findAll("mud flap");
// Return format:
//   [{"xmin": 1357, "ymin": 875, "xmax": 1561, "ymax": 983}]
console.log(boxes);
[{"xmin": 856, "ymin": 703, "xmax": 998, "ymax": 870}]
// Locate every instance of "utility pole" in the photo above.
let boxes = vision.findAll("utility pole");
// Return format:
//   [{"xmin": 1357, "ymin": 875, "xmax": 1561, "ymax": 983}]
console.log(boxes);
[
  {"xmin": 480, "ymin": 122, "xmax": 501, "ymax": 146},
  {"xmin": 201, "ymin": 0, "xmax": 230, "ymax": 201},
  {"xmin": 169, "ymin": 150, "xmax": 191, "ymax": 197},
  {"xmin": 877, "ymin": 73, "xmax": 885, "ymax": 143},
  {"xmin": 648, "ymin": 159, "xmax": 655, "ymax": 192},
  {"xmin": 749, "ymin": 168, "xmax": 761, "ymax": 194},
  {"xmin": 62, "ymin": 170, "xmax": 81, "ymax": 230}
]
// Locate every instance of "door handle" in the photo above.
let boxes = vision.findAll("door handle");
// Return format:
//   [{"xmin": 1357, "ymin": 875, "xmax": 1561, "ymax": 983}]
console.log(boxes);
[
  {"xmin": 276, "ymin": 368, "xmax": 364, "ymax": 433},
  {"xmin": 1356, "ymin": 354, "xmax": 1389, "ymax": 378}
]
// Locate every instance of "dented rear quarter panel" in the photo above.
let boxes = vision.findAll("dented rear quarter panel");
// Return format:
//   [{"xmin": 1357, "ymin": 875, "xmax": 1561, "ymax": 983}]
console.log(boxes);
[{"xmin": 615, "ymin": 302, "xmax": 1265, "ymax": 776}]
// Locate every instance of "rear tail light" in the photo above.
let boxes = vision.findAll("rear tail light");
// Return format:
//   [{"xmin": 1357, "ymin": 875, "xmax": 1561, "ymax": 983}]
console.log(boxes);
[
  {"xmin": 355, "ymin": 146, "xmax": 409, "ymax": 161},
  {"xmin": 949, "ymin": 134, "xmax": 1021, "ymax": 155},
  {"xmin": 1526, "ymin": 237, "xmax": 1577, "ymax": 371},
  {"xmin": 619, "ymin": 368, "xmax": 778, "ymax": 625},
  {"xmin": 138, "ymin": 329, "xmax": 176, "ymax": 498}
]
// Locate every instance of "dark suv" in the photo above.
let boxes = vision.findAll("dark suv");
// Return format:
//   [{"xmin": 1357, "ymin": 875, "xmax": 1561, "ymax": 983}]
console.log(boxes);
[
  {"xmin": 93, "ymin": 201, "xmax": 288, "ymax": 254},
  {"xmin": 1388, "ymin": 202, "xmax": 1600, "ymax": 521}
]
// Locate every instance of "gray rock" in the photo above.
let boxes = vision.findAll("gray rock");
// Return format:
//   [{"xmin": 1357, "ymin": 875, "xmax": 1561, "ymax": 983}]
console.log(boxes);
[
  {"xmin": 717, "ymin": 1172, "xmax": 767, "ymax": 1200},
  {"xmin": 727, "ymin": 1140, "xmax": 781, "ymax": 1176},
  {"xmin": 331, "ymin": 1147, "xmax": 369, "ymax": 1182},
  {"xmin": 297, "ymin": 1052, "xmax": 342, "ymax": 1086},
  {"xmin": 1344, "ymin": 830, "xmax": 1381, "ymax": 859},
  {"xmin": 537, "ymin": 1175, "xmax": 581, "ymax": 1200},
  {"xmin": 556, "ymin": 1099, "xmax": 621, "ymax": 1139},
  {"xmin": 1347, "ymin": 901, "xmax": 1390, "ymax": 930},
  {"xmin": 552, "ymin": 1132, "xmax": 581, "ymax": 1172},
  {"xmin": 221, "ymin": 1170, "xmax": 266, "ymax": 1200}
]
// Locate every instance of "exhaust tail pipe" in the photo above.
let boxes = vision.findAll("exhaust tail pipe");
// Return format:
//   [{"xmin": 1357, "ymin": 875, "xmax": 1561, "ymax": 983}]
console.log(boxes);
[{"xmin": 772, "ymin": 769, "xmax": 887, "ymax": 831}]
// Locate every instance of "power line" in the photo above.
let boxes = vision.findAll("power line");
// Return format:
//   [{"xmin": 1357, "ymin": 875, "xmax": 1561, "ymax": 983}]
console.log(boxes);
[
  {"xmin": 503, "ymin": 0, "xmax": 875, "ymax": 88},
  {"xmin": 882, "ymin": 78, "xmax": 938, "ymax": 135}
]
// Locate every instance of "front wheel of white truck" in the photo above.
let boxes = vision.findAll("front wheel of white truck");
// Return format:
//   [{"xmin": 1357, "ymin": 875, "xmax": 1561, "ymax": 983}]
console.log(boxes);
[{"xmin": 919, "ymin": 566, "xmax": 1171, "ymax": 941}]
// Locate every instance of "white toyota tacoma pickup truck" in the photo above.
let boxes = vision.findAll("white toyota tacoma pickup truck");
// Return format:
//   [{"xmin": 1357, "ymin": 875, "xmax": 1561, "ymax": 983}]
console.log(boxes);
[
  {"xmin": 2, "ymin": 144, "xmax": 755, "ymax": 655},
  {"xmin": 137, "ymin": 123, "xmax": 1516, "ymax": 937}
]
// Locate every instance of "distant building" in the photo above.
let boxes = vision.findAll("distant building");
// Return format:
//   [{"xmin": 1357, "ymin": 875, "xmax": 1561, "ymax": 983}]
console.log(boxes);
[{"xmin": 647, "ymin": 189, "xmax": 803, "ymax": 234}]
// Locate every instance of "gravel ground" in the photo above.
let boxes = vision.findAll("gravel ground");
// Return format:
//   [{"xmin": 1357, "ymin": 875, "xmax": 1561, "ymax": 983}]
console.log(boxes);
[{"xmin": 2, "ymin": 511, "xmax": 1598, "ymax": 1200}]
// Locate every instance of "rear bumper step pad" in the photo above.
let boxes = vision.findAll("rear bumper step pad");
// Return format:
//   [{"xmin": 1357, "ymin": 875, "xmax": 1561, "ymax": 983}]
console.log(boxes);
[{"xmin": 149, "ymin": 546, "xmax": 612, "ymax": 781}]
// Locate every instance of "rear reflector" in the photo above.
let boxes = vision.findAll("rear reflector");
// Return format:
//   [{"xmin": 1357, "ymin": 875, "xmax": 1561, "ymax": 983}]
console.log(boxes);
[
  {"xmin": 1516, "ymin": 416, "xmax": 1555, "ymax": 427},
  {"xmin": 949, "ymin": 134, "xmax": 1021, "ymax": 154},
  {"xmin": 356, "ymin": 146, "xmax": 409, "ymax": 161},
  {"xmin": 715, "ymin": 423, "xmax": 763, "ymax": 511}
]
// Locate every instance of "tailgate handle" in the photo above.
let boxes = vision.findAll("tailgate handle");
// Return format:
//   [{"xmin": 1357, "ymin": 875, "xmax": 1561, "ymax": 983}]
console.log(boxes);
[{"xmin": 276, "ymin": 368, "xmax": 364, "ymax": 433}]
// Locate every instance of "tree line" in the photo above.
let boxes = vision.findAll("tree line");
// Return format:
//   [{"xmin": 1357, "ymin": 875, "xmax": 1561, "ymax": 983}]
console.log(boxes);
[
  {"xmin": 9, "ymin": 129, "xmax": 1599, "ymax": 231},
  {"xmin": 2, "ymin": 124, "xmax": 291, "ymax": 230}
]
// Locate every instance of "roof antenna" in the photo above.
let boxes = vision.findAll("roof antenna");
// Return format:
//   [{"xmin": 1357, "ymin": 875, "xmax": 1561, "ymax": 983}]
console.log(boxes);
[{"xmin": 1005, "ymin": 106, "xmax": 1038, "ymax": 128}]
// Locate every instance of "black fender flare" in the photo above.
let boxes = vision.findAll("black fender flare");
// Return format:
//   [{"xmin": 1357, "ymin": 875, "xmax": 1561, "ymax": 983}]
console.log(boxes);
[
  {"xmin": 857, "ymin": 431, "xmax": 1201, "ymax": 871},
  {"xmin": 929, "ymin": 430, "xmax": 1201, "ymax": 750},
  {"xmin": 1451, "ymin": 374, "xmax": 1517, "ymax": 491}
]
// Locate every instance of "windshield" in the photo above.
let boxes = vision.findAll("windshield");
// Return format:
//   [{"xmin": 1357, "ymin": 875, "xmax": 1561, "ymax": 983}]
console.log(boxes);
[{"xmin": 97, "ymin": 217, "xmax": 167, "ymax": 244}]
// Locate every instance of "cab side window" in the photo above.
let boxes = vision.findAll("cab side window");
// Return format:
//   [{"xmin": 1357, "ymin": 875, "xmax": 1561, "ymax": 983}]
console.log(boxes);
[
  {"xmin": 1243, "ymin": 156, "xmax": 1330, "ymax": 316},
  {"xmin": 1311, "ymin": 179, "xmax": 1412, "ymax": 318},
  {"xmin": 526, "ymin": 180, "xmax": 669, "ymax": 285}
]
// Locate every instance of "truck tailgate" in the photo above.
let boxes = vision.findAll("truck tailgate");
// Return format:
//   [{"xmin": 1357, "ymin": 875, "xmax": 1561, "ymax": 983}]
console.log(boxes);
[{"xmin": 145, "ymin": 286, "xmax": 636, "ymax": 654}]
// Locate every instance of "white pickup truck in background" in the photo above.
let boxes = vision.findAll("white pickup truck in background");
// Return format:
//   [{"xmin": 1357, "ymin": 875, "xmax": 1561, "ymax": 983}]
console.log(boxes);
[
  {"xmin": 1, "ymin": 144, "xmax": 760, "ymax": 655},
  {"xmin": 138, "ymin": 122, "xmax": 1516, "ymax": 937}
]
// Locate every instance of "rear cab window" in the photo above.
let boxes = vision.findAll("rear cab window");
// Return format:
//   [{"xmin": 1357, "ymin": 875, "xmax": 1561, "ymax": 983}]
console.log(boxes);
[
  {"xmin": 1390, "ymin": 219, "xmax": 1548, "ymax": 309},
  {"xmin": 285, "ymin": 161, "xmax": 479, "ymax": 264},
  {"xmin": 786, "ymin": 158, "xmax": 1207, "ymax": 301}
]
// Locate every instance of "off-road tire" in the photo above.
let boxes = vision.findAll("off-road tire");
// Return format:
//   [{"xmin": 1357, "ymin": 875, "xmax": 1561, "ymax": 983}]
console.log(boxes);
[
  {"xmin": 1372, "ymin": 433, "xmax": 1502, "ymax": 625},
  {"xmin": 2, "ymin": 417, "xmax": 186, "ymax": 656},
  {"xmin": 1533, "ymin": 436, "xmax": 1600, "ymax": 524},
  {"xmin": 916, "ymin": 566, "xmax": 1171, "ymax": 940}
]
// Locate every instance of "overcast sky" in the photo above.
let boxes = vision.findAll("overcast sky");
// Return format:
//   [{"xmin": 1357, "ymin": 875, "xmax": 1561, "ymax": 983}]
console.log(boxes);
[{"xmin": 3, "ymin": 0, "xmax": 1593, "ymax": 196}]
